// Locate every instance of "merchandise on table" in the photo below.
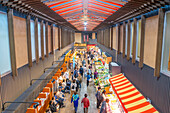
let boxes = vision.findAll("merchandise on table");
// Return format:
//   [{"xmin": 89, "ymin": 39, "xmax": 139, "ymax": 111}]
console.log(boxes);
[{"xmin": 106, "ymin": 94, "xmax": 124, "ymax": 113}]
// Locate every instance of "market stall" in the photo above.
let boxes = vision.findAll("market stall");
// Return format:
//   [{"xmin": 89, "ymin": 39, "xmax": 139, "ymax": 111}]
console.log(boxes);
[{"xmin": 109, "ymin": 73, "xmax": 158, "ymax": 113}]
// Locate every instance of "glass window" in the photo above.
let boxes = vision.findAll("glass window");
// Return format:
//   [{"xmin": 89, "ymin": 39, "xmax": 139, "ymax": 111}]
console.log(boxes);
[
  {"xmin": 125, "ymin": 24, "xmax": 128, "ymax": 55},
  {"xmin": 0, "ymin": 12, "xmax": 11, "ymax": 75},
  {"xmin": 136, "ymin": 20, "xmax": 141, "ymax": 61},
  {"xmin": 31, "ymin": 20, "xmax": 36, "ymax": 61},
  {"xmin": 130, "ymin": 22, "xmax": 134, "ymax": 57},
  {"xmin": 38, "ymin": 22, "xmax": 41, "ymax": 57},
  {"xmin": 161, "ymin": 12, "xmax": 170, "ymax": 75},
  {"xmin": 43, "ymin": 24, "xmax": 46, "ymax": 55}
]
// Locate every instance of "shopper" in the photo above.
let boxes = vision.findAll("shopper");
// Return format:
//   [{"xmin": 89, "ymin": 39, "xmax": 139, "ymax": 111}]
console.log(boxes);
[
  {"xmin": 100, "ymin": 98, "xmax": 112, "ymax": 113},
  {"xmin": 102, "ymin": 90, "xmax": 107, "ymax": 102},
  {"xmin": 94, "ymin": 70, "xmax": 98, "ymax": 79},
  {"xmin": 71, "ymin": 92, "xmax": 79, "ymax": 113},
  {"xmin": 88, "ymin": 68, "xmax": 91, "ymax": 76},
  {"xmin": 79, "ymin": 66, "xmax": 84, "ymax": 77},
  {"xmin": 71, "ymin": 72, "xmax": 74, "ymax": 81},
  {"xmin": 74, "ymin": 67, "xmax": 78, "ymax": 78},
  {"xmin": 56, "ymin": 88, "xmax": 65, "ymax": 102},
  {"xmin": 49, "ymin": 100, "xmax": 57, "ymax": 112},
  {"xmin": 81, "ymin": 94, "xmax": 90, "ymax": 113},
  {"xmin": 82, "ymin": 59, "xmax": 86, "ymax": 66},
  {"xmin": 78, "ymin": 73, "xmax": 82, "ymax": 88},
  {"xmin": 86, "ymin": 73, "xmax": 91, "ymax": 87},
  {"xmin": 96, "ymin": 87, "xmax": 102, "ymax": 109},
  {"xmin": 83, "ymin": 65, "xmax": 87, "ymax": 77},
  {"xmin": 71, "ymin": 79, "xmax": 77, "ymax": 98}
]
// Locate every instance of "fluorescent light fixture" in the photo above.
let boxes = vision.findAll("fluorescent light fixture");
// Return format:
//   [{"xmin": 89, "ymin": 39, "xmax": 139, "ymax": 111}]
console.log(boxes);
[{"xmin": 84, "ymin": 21, "xmax": 87, "ymax": 26}]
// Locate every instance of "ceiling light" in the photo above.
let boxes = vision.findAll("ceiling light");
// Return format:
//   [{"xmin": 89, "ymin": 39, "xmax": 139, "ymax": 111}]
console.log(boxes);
[{"xmin": 84, "ymin": 21, "xmax": 87, "ymax": 26}]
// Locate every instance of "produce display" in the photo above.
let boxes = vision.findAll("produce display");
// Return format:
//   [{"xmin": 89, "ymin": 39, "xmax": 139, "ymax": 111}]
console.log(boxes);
[
  {"xmin": 93, "ymin": 51, "xmax": 125, "ymax": 113},
  {"xmin": 106, "ymin": 94, "xmax": 124, "ymax": 113}
]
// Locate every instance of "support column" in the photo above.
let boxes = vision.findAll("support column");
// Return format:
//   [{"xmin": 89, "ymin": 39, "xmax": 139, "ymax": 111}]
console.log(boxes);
[
  {"xmin": 154, "ymin": 8, "xmax": 165, "ymax": 77},
  {"xmin": 111, "ymin": 27, "xmax": 113, "ymax": 50},
  {"xmin": 45, "ymin": 22, "xmax": 49, "ymax": 57},
  {"xmin": 117, "ymin": 24, "xmax": 121, "ymax": 54},
  {"xmin": 123, "ymin": 22, "xmax": 126, "ymax": 58},
  {"xmin": 127, "ymin": 20, "xmax": 131, "ymax": 61},
  {"xmin": 26, "ymin": 15, "xmax": 32, "ymax": 67},
  {"xmin": 58, "ymin": 27, "xmax": 61, "ymax": 50},
  {"xmin": 41, "ymin": 20, "xmax": 44, "ymax": 60},
  {"xmin": 132, "ymin": 18, "xmax": 137, "ymax": 64},
  {"xmin": 7, "ymin": 9, "xmax": 18, "ymax": 76},
  {"xmin": 139, "ymin": 15, "xmax": 146, "ymax": 68},
  {"xmin": 34, "ymin": 18, "xmax": 39, "ymax": 63},
  {"xmin": 51, "ymin": 24, "xmax": 54, "ymax": 54}
]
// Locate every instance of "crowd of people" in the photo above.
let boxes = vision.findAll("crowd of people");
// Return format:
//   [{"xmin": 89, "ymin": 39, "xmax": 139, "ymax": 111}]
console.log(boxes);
[{"xmin": 46, "ymin": 48, "xmax": 112, "ymax": 113}]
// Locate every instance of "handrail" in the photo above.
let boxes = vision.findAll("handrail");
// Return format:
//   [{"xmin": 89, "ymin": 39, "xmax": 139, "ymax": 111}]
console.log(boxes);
[{"xmin": 2, "ymin": 101, "xmax": 39, "ymax": 111}]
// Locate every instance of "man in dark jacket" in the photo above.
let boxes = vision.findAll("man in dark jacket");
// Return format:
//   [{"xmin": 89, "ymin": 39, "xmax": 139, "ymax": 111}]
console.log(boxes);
[
  {"xmin": 79, "ymin": 66, "xmax": 84, "ymax": 77},
  {"xmin": 96, "ymin": 87, "xmax": 102, "ymax": 109}
]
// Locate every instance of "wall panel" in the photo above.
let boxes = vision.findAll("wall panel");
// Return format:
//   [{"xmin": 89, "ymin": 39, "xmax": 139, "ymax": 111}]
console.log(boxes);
[
  {"xmin": 48, "ymin": 25, "xmax": 51, "ymax": 53},
  {"xmin": 54, "ymin": 27, "xmax": 58, "ymax": 50},
  {"xmin": 75, "ymin": 33, "xmax": 81, "ymax": 43},
  {"xmin": 144, "ymin": 16, "xmax": 158, "ymax": 68},
  {"xmin": 13, "ymin": 16, "xmax": 28, "ymax": 68}
]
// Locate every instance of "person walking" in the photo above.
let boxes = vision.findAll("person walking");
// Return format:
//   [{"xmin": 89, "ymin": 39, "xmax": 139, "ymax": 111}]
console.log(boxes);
[
  {"xmin": 78, "ymin": 73, "xmax": 82, "ymax": 88},
  {"xmin": 94, "ymin": 70, "xmax": 98, "ymax": 79},
  {"xmin": 102, "ymin": 90, "xmax": 107, "ymax": 102},
  {"xmin": 71, "ymin": 92, "xmax": 79, "ymax": 113},
  {"xmin": 100, "ymin": 98, "xmax": 112, "ymax": 113},
  {"xmin": 96, "ymin": 87, "xmax": 102, "ymax": 109},
  {"xmin": 81, "ymin": 94, "xmax": 90, "ymax": 113},
  {"xmin": 79, "ymin": 66, "xmax": 84, "ymax": 77},
  {"xmin": 86, "ymin": 73, "xmax": 91, "ymax": 87},
  {"xmin": 70, "ymin": 79, "xmax": 77, "ymax": 98}
]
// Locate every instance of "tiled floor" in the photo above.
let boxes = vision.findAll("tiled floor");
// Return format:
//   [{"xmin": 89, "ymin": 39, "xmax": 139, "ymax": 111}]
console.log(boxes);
[
  {"xmin": 59, "ymin": 58, "xmax": 99, "ymax": 113},
  {"xmin": 59, "ymin": 77, "xmax": 99, "ymax": 113}
]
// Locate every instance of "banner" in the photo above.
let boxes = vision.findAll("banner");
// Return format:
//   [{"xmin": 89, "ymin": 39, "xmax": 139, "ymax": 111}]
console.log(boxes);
[
  {"xmin": 87, "ymin": 35, "xmax": 89, "ymax": 42},
  {"xmin": 84, "ymin": 35, "xmax": 86, "ymax": 42}
]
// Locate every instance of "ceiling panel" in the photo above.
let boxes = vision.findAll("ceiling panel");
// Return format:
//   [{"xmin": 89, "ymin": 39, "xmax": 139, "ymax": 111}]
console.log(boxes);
[{"xmin": 43, "ymin": 0, "xmax": 127, "ymax": 31}]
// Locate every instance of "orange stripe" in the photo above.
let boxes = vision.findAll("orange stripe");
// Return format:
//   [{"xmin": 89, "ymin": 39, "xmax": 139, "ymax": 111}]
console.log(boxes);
[
  {"xmin": 52, "ymin": 0, "xmax": 82, "ymax": 11},
  {"xmin": 123, "ymin": 96, "xmax": 144, "ymax": 105},
  {"xmin": 120, "ymin": 91, "xmax": 140, "ymax": 100},
  {"xmin": 114, "ymin": 81, "xmax": 130, "ymax": 88},
  {"xmin": 99, "ymin": 0, "xmax": 124, "ymax": 7},
  {"xmin": 116, "ymin": 84, "xmax": 133, "ymax": 91},
  {"xmin": 88, "ymin": 8, "xmax": 112, "ymax": 15},
  {"xmin": 140, "ymin": 107, "xmax": 157, "ymax": 113},
  {"xmin": 110, "ymin": 76, "xmax": 125, "ymax": 82},
  {"xmin": 88, "ymin": 4, "xmax": 115, "ymax": 14},
  {"xmin": 118, "ymin": 88, "xmax": 136, "ymax": 95},
  {"xmin": 112, "ymin": 74, "xmax": 123, "ymax": 79},
  {"xmin": 90, "ymin": 0, "xmax": 119, "ymax": 10},
  {"xmin": 48, "ymin": 0, "xmax": 70, "ymax": 7},
  {"xmin": 127, "ymin": 102, "xmax": 150, "ymax": 111},
  {"xmin": 60, "ymin": 8, "xmax": 83, "ymax": 16},
  {"xmin": 112, "ymin": 78, "xmax": 127, "ymax": 84},
  {"xmin": 56, "ymin": 5, "xmax": 82, "ymax": 14}
]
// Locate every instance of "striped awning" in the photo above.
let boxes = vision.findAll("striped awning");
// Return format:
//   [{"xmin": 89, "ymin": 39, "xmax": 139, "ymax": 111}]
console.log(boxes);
[{"xmin": 109, "ymin": 73, "xmax": 158, "ymax": 113}]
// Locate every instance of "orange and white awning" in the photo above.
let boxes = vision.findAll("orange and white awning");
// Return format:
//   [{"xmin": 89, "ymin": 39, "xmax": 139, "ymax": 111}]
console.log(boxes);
[{"xmin": 109, "ymin": 73, "xmax": 159, "ymax": 113}]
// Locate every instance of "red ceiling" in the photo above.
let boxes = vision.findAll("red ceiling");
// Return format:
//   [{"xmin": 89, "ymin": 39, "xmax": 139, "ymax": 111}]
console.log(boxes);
[{"xmin": 44, "ymin": 0, "xmax": 127, "ymax": 31}]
